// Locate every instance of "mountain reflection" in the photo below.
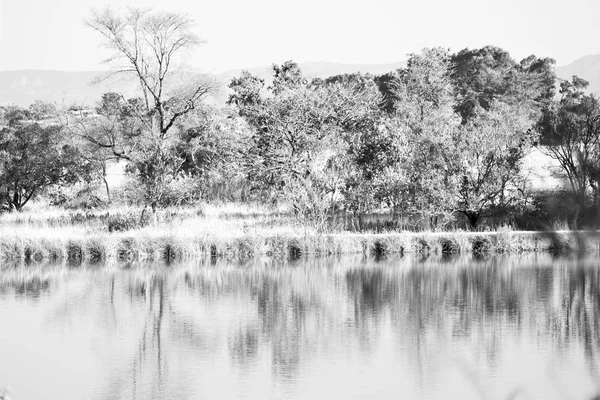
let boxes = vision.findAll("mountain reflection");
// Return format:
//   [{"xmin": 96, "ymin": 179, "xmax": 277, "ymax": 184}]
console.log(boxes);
[{"xmin": 0, "ymin": 255, "xmax": 599, "ymax": 399}]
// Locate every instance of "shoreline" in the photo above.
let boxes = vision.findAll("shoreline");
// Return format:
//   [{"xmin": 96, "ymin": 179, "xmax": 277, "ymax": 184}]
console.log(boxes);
[{"xmin": 1, "ymin": 229, "xmax": 599, "ymax": 264}]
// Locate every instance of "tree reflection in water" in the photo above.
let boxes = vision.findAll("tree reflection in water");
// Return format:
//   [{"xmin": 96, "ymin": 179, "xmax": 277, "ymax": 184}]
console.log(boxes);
[{"xmin": 0, "ymin": 254, "xmax": 599, "ymax": 399}]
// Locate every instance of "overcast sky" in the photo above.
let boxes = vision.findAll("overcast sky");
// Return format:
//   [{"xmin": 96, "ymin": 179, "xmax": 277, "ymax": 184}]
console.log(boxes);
[{"xmin": 1, "ymin": 0, "xmax": 599, "ymax": 72}]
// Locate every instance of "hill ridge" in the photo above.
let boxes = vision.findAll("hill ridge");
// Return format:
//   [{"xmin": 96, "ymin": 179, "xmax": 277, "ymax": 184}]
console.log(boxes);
[{"xmin": 1, "ymin": 55, "xmax": 598, "ymax": 106}]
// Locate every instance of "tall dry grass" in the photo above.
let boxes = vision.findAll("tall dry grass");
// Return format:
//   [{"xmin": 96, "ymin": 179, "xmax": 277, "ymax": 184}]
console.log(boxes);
[{"xmin": 0, "ymin": 203, "xmax": 598, "ymax": 263}]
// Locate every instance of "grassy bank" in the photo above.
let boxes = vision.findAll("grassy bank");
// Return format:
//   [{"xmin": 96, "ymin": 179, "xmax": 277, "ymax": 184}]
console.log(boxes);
[
  {"xmin": 0, "ymin": 228, "xmax": 599, "ymax": 264},
  {"xmin": 0, "ymin": 203, "xmax": 599, "ymax": 264}
]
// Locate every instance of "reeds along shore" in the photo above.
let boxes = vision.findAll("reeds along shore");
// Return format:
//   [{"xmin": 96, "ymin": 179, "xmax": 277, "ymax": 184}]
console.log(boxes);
[
  {"xmin": 1, "ymin": 230, "xmax": 599, "ymax": 264},
  {"xmin": 0, "ymin": 203, "xmax": 599, "ymax": 264}
]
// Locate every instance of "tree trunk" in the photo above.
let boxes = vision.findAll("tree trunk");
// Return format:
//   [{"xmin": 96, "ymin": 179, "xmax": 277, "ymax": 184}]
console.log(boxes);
[
  {"xmin": 463, "ymin": 211, "xmax": 480, "ymax": 230},
  {"xmin": 596, "ymin": 198, "xmax": 600, "ymax": 229},
  {"xmin": 104, "ymin": 177, "xmax": 111, "ymax": 204},
  {"xmin": 12, "ymin": 191, "xmax": 19, "ymax": 211},
  {"xmin": 139, "ymin": 206, "xmax": 147, "ymax": 226},
  {"xmin": 592, "ymin": 184, "xmax": 599, "ymax": 229},
  {"xmin": 102, "ymin": 164, "xmax": 111, "ymax": 203}
]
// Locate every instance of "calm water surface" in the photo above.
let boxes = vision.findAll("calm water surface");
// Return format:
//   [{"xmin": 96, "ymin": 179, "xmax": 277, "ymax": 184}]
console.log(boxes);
[{"xmin": 1, "ymin": 254, "xmax": 600, "ymax": 400}]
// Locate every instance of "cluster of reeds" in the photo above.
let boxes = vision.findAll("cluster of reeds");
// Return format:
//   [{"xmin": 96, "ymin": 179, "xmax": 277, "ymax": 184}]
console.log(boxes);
[
  {"xmin": 0, "ymin": 229, "xmax": 598, "ymax": 264},
  {"xmin": 0, "ymin": 202, "xmax": 598, "ymax": 263}
]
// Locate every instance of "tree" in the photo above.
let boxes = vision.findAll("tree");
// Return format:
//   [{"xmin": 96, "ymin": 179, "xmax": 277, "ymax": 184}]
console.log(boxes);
[
  {"xmin": 450, "ymin": 46, "xmax": 555, "ymax": 124},
  {"xmin": 243, "ymin": 80, "xmax": 340, "ymax": 216},
  {"xmin": 374, "ymin": 71, "xmax": 403, "ymax": 114},
  {"xmin": 374, "ymin": 48, "xmax": 461, "ymax": 227},
  {"xmin": 311, "ymin": 72, "xmax": 385, "ymax": 221},
  {"xmin": 85, "ymin": 7, "xmax": 217, "ymax": 211},
  {"xmin": 539, "ymin": 76, "xmax": 600, "ymax": 220},
  {"xmin": 448, "ymin": 46, "xmax": 555, "ymax": 227},
  {"xmin": 451, "ymin": 102, "xmax": 537, "ymax": 228},
  {"xmin": 230, "ymin": 63, "xmax": 382, "ymax": 223},
  {"xmin": 0, "ymin": 117, "xmax": 93, "ymax": 211},
  {"xmin": 62, "ymin": 93, "xmax": 141, "ymax": 203},
  {"xmin": 227, "ymin": 71, "xmax": 265, "ymax": 111},
  {"xmin": 270, "ymin": 60, "xmax": 307, "ymax": 94},
  {"xmin": 29, "ymin": 101, "xmax": 58, "ymax": 121},
  {"xmin": 174, "ymin": 105, "xmax": 250, "ymax": 203},
  {"xmin": 359, "ymin": 47, "xmax": 542, "ymax": 229}
]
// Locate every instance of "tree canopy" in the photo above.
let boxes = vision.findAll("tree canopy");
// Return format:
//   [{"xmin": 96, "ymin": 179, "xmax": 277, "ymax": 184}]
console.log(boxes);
[{"xmin": 0, "ymin": 114, "xmax": 93, "ymax": 211}]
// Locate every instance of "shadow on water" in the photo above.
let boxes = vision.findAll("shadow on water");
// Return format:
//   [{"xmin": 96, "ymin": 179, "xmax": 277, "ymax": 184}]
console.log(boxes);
[{"xmin": 1, "ymin": 254, "xmax": 600, "ymax": 399}]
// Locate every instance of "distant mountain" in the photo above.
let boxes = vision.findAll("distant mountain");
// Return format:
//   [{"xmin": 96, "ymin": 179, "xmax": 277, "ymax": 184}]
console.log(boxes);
[
  {"xmin": 555, "ymin": 54, "xmax": 600, "ymax": 94},
  {"xmin": 0, "ymin": 62, "xmax": 406, "ymax": 107},
  {"xmin": 0, "ymin": 70, "xmax": 143, "ymax": 107},
  {"xmin": 1, "ymin": 56, "xmax": 598, "ymax": 107}
]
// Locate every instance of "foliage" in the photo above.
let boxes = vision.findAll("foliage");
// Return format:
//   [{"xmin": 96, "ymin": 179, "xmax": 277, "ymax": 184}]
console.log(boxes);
[
  {"xmin": 107, "ymin": 211, "xmax": 150, "ymax": 232},
  {"xmin": 230, "ymin": 62, "xmax": 382, "ymax": 224},
  {"xmin": 46, "ymin": 182, "xmax": 105, "ymax": 210},
  {"xmin": 364, "ymin": 47, "xmax": 544, "ymax": 229},
  {"xmin": 270, "ymin": 60, "xmax": 307, "ymax": 94},
  {"xmin": 0, "ymin": 119, "xmax": 94, "ymax": 211},
  {"xmin": 451, "ymin": 102, "xmax": 537, "ymax": 227},
  {"xmin": 227, "ymin": 71, "xmax": 265, "ymax": 111},
  {"xmin": 10, "ymin": 32, "xmax": 595, "ymax": 231},
  {"xmin": 2, "ymin": 101, "xmax": 58, "ymax": 126},
  {"xmin": 226, "ymin": 48, "xmax": 549, "ymax": 230},
  {"xmin": 539, "ymin": 76, "xmax": 600, "ymax": 221},
  {"xmin": 385, "ymin": 48, "xmax": 460, "ymax": 224},
  {"xmin": 176, "ymin": 106, "xmax": 247, "ymax": 181},
  {"xmin": 450, "ymin": 46, "xmax": 555, "ymax": 123},
  {"xmin": 347, "ymin": 48, "xmax": 461, "ymax": 228}
]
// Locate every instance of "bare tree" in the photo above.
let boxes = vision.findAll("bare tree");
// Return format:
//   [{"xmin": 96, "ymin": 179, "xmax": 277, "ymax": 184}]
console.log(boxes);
[
  {"xmin": 87, "ymin": 7, "xmax": 217, "ymax": 136},
  {"xmin": 84, "ymin": 7, "xmax": 218, "ymax": 211}
]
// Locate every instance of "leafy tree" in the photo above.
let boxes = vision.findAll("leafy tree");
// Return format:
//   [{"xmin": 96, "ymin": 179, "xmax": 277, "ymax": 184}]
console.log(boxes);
[
  {"xmin": 270, "ymin": 60, "xmax": 307, "ymax": 94},
  {"xmin": 62, "ymin": 93, "xmax": 141, "ymax": 203},
  {"xmin": 85, "ymin": 7, "xmax": 217, "ymax": 211},
  {"xmin": 373, "ymin": 71, "xmax": 404, "ymax": 114},
  {"xmin": 539, "ymin": 77, "xmax": 600, "ymax": 219},
  {"xmin": 230, "ymin": 63, "xmax": 382, "ymax": 223},
  {"xmin": 518, "ymin": 55, "xmax": 557, "ymax": 107},
  {"xmin": 349, "ymin": 47, "xmax": 542, "ymax": 229},
  {"xmin": 312, "ymin": 73, "xmax": 385, "ymax": 220},
  {"xmin": 450, "ymin": 46, "xmax": 517, "ymax": 121},
  {"xmin": 227, "ymin": 71, "xmax": 265, "ymax": 111},
  {"xmin": 451, "ymin": 102, "xmax": 537, "ymax": 228},
  {"xmin": 313, "ymin": 72, "xmax": 375, "ymax": 90},
  {"xmin": 446, "ymin": 47, "xmax": 557, "ymax": 227},
  {"xmin": 374, "ymin": 48, "xmax": 460, "ymax": 226},
  {"xmin": 244, "ymin": 82, "xmax": 339, "ymax": 214},
  {"xmin": 174, "ymin": 105, "xmax": 250, "ymax": 202},
  {"xmin": 0, "ymin": 117, "xmax": 93, "ymax": 211},
  {"xmin": 3, "ymin": 106, "xmax": 33, "ymax": 126},
  {"xmin": 450, "ymin": 46, "xmax": 555, "ymax": 123},
  {"xmin": 29, "ymin": 101, "xmax": 57, "ymax": 121}
]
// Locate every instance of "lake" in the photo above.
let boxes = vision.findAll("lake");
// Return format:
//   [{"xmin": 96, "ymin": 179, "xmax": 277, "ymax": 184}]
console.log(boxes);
[{"xmin": 0, "ymin": 254, "xmax": 599, "ymax": 400}]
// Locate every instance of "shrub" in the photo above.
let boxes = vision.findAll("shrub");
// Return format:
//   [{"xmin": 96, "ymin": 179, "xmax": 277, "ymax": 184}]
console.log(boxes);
[
  {"xmin": 47, "ymin": 183, "xmax": 105, "ymax": 210},
  {"xmin": 472, "ymin": 236, "xmax": 492, "ymax": 255},
  {"xmin": 107, "ymin": 212, "xmax": 150, "ymax": 232}
]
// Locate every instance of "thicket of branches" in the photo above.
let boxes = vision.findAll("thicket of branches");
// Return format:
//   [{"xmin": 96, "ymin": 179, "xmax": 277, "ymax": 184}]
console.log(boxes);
[{"xmin": 1, "ymin": 7, "xmax": 599, "ymax": 230}]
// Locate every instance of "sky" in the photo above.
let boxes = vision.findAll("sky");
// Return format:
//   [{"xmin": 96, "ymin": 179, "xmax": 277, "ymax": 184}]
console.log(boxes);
[{"xmin": 1, "ymin": 0, "xmax": 599, "ymax": 72}]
